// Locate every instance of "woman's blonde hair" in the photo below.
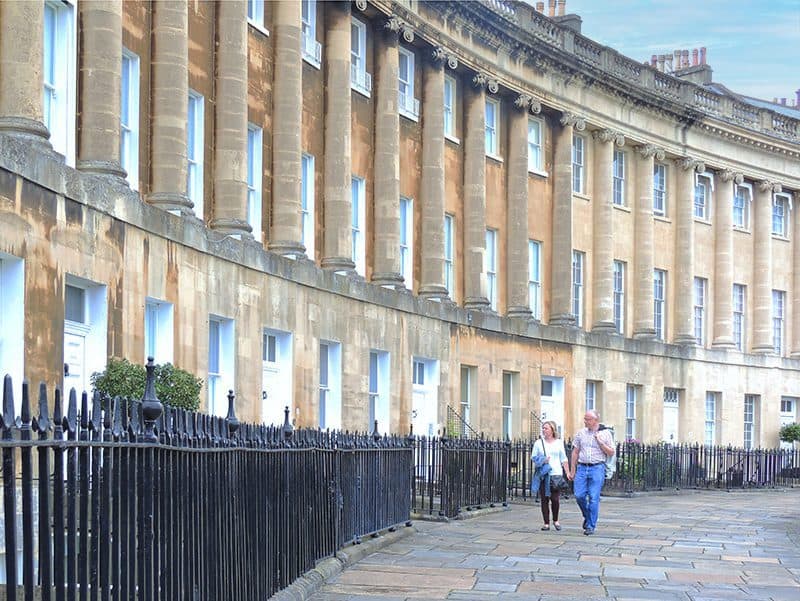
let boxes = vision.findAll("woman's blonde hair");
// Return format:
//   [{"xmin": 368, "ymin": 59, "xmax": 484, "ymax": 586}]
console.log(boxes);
[{"xmin": 542, "ymin": 420, "xmax": 560, "ymax": 438}]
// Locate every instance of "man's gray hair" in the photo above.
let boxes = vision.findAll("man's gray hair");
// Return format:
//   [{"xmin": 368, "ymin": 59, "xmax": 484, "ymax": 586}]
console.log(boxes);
[{"xmin": 586, "ymin": 409, "xmax": 600, "ymax": 420}]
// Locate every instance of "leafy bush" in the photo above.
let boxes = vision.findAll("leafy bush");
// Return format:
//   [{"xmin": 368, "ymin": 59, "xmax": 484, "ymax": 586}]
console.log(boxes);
[
  {"xmin": 780, "ymin": 423, "xmax": 800, "ymax": 444},
  {"xmin": 91, "ymin": 358, "xmax": 203, "ymax": 412}
]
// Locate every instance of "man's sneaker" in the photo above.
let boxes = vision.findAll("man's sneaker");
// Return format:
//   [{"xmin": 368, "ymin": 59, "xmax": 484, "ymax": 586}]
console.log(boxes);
[
  {"xmin": 582, "ymin": 519, "xmax": 588, "ymax": 530},
  {"xmin": 583, "ymin": 528, "xmax": 594, "ymax": 536}
]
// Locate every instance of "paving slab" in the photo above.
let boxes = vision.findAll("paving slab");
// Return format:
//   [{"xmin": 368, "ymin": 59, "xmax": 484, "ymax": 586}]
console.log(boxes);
[{"xmin": 307, "ymin": 488, "xmax": 800, "ymax": 600}]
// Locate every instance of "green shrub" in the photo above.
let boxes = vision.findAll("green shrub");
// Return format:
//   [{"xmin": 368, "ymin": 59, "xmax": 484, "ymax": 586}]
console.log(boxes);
[
  {"xmin": 91, "ymin": 358, "xmax": 203, "ymax": 412},
  {"xmin": 779, "ymin": 423, "xmax": 800, "ymax": 444}
]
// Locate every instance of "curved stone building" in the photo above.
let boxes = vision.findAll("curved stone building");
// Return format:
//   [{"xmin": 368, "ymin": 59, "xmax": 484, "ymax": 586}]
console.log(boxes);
[{"xmin": 0, "ymin": 0, "xmax": 798, "ymax": 446}]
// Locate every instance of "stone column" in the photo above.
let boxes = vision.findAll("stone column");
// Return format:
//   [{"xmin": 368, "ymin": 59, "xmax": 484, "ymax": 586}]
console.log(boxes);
[
  {"xmin": 792, "ymin": 191, "xmax": 800, "ymax": 358},
  {"xmin": 673, "ymin": 157, "xmax": 705, "ymax": 345},
  {"xmin": 146, "ymin": 1, "xmax": 192, "ymax": 214},
  {"xmin": 506, "ymin": 95, "xmax": 539, "ymax": 319},
  {"xmin": 711, "ymin": 169, "xmax": 743, "ymax": 349},
  {"xmin": 752, "ymin": 181, "xmax": 780, "ymax": 353},
  {"xmin": 632, "ymin": 144, "xmax": 663, "ymax": 339},
  {"xmin": 269, "ymin": 0, "xmax": 304, "ymax": 253},
  {"xmin": 550, "ymin": 113, "xmax": 583, "ymax": 326},
  {"xmin": 77, "ymin": 1, "xmax": 125, "ymax": 178},
  {"xmin": 321, "ymin": 1, "xmax": 354, "ymax": 273},
  {"xmin": 418, "ymin": 48, "xmax": 450, "ymax": 301},
  {"xmin": 590, "ymin": 129, "xmax": 624, "ymax": 333},
  {"xmin": 0, "ymin": 1, "xmax": 50, "ymax": 146},
  {"xmin": 371, "ymin": 18, "xmax": 404, "ymax": 288},
  {"xmin": 210, "ymin": 0, "xmax": 251, "ymax": 238},
  {"xmin": 462, "ymin": 74, "xmax": 491, "ymax": 310}
]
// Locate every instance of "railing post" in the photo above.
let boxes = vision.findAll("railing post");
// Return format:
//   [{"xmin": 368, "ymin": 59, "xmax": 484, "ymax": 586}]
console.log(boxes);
[
  {"xmin": 2, "ymin": 376, "xmax": 18, "ymax": 598},
  {"xmin": 139, "ymin": 358, "xmax": 163, "ymax": 601},
  {"xmin": 225, "ymin": 390, "xmax": 240, "ymax": 439}
]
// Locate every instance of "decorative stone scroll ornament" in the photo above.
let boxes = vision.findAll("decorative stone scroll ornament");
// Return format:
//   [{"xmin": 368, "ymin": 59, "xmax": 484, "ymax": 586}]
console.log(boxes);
[
  {"xmin": 673, "ymin": 157, "xmax": 705, "ymax": 173},
  {"xmin": 635, "ymin": 144, "xmax": 666, "ymax": 161},
  {"xmin": 384, "ymin": 16, "xmax": 414, "ymax": 42},
  {"xmin": 514, "ymin": 94, "xmax": 542, "ymax": 115},
  {"xmin": 559, "ymin": 112, "xmax": 586, "ymax": 131},
  {"xmin": 473, "ymin": 72, "xmax": 499, "ymax": 94},
  {"xmin": 758, "ymin": 180, "xmax": 782, "ymax": 194},
  {"xmin": 720, "ymin": 169, "xmax": 744, "ymax": 185},
  {"xmin": 432, "ymin": 46, "xmax": 458, "ymax": 70},
  {"xmin": 355, "ymin": 0, "xmax": 368, "ymax": 11},
  {"xmin": 592, "ymin": 129, "xmax": 625, "ymax": 147}
]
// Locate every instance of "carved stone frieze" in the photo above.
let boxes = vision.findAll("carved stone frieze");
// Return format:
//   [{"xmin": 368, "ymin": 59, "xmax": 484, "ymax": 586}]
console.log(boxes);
[
  {"xmin": 635, "ymin": 144, "xmax": 666, "ymax": 161},
  {"xmin": 432, "ymin": 46, "xmax": 458, "ymax": 70},
  {"xmin": 559, "ymin": 113, "xmax": 586, "ymax": 131},
  {"xmin": 592, "ymin": 129, "xmax": 624, "ymax": 147},
  {"xmin": 720, "ymin": 169, "xmax": 744, "ymax": 185},
  {"xmin": 384, "ymin": 16, "xmax": 414, "ymax": 43},
  {"xmin": 514, "ymin": 94, "xmax": 542, "ymax": 115},
  {"xmin": 473, "ymin": 72, "xmax": 499, "ymax": 94}
]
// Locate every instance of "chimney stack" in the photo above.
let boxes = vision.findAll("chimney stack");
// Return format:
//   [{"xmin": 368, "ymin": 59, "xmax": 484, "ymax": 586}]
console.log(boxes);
[
  {"xmin": 665, "ymin": 54, "xmax": 673, "ymax": 73},
  {"xmin": 536, "ymin": 1, "xmax": 545, "ymax": 12},
  {"xmin": 651, "ymin": 54, "xmax": 658, "ymax": 67},
  {"xmin": 657, "ymin": 55, "xmax": 665, "ymax": 72},
  {"xmin": 557, "ymin": 0, "xmax": 566, "ymax": 16},
  {"xmin": 699, "ymin": 47, "xmax": 707, "ymax": 65},
  {"xmin": 548, "ymin": 0, "xmax": 556, "ymax": 17},
  {"xmin": 781, "ymin": 98, "xmax": 787, "ymax": 106},
  {"xmin": 692, "ymin": 48, "xmax": 699, "ymax": 66},
  {"xmin": 682, "ymin": 49, "xmax": 689, "ymax": 68},
  {"xmin": 795, "ymin": 89, "xmax": 800, "ymax": 107}
]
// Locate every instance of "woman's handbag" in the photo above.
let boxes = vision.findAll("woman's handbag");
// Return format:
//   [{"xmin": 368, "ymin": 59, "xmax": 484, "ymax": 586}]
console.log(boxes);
[{"xmin": 550, "ymin": 474, "xmax": 570, "ymax": 493}]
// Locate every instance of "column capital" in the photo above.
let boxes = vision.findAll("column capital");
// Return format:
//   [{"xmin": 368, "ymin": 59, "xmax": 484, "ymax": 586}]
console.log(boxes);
[
  {"xmin": 431, "ymin": 46, "xmax": 458, "ymax": 69},
  {"xmin": 559, "ymin": 112, "xmax": 585, "ymax": 131},
  {"xmin": 719, "ymin": 169, "xmax": 744, "ymax": 184},
  {"xmin": 591, "ymin": 128, "xmax": 624, "ymax": 146},
  {"xmin": 635, "ymin": 144, "xmax": 665, "ymax": 161},
  {"xmin": 514, "ymin": 94, "xmax": 542, "ymax": 115},
  {"xmin": 384, "ymin": 15, "xmax": 414, "ymax": 42},
  {"xmin": 354, "ymin": 0, "xmax": 368, "ymax": 11},
  {"xmin": 758, "ymin": 180, "xmax": 782, "ymax": 193},
  {"xmin": 673, "ymin": 156, "xmax": 705, "ymax": 173},
  {"xmin": 472, "ymin": 72, "xmax": 499, "ymax": 94}
]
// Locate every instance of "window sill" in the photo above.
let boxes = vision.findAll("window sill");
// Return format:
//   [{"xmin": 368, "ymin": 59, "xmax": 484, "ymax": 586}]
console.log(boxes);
[
  {"xmin": 573, "ymin": 192, "xmax": 591, "ymax": 202},
  {"xmin": 612, "ymin": 204, "xmax": 631, "ymax": 213},
  {"xmin": 653, "ymin": 215, "xmax": 671, "ymax": 224},
  {"xmin": 694, "ymin": 217, "xmax": 712, "ymax": 226},
  {"xmin": 772, "ymin": 233, "xmax": 790, "ymax": 242},
  {"xmin": 733, "ymin": 225, "xmax": 751, "ymax": 235},
  {"xmin": 445, "ymin": 133, "xmax": 460, "ymax": 145},
  {"xmin": 400, "ymin": 109, "xmax": 419, "ymax": 123},
  {"xmin": 485, "ymin": 153, "xmax": 504, "ymax": 165},
  {"xmin": 351, "ymin": 84, "xmax": 371, "ymax": 99},
  {"xmin": 247, "ymin": 20, "xmax": 270, "ymax": 37},
  {"xmin": 302, "ymin": 53, "xmax": 321, "ymax": 70},
  {"xmin": 528, "ymin": 168, "xmax": 549, "ymax": 179}
]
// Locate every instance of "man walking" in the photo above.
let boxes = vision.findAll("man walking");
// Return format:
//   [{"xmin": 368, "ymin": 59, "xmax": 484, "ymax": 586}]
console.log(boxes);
[{"xmin": 567, "ymin": 410, "xmax": 615, "ymax": 535}]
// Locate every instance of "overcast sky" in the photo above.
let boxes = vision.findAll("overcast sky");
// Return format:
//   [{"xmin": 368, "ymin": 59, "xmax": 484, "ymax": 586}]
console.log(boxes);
[{"xmin": 555, "ymin": 0, "xmax": 800, "ymax": 103}]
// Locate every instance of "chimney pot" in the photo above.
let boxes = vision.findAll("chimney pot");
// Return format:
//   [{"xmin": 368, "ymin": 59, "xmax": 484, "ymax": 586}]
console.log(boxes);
[
  {"xmin": 657, "ymin": 55, "xmax": 665, "ymax": 72},
  {"xmin": 692, "ymin": 48, "xmax": 699, "ymax": 66},
  {"xmin": 548, "ymin": 0, "xmax": 556, "ymax": 17},
  {"xmin": 536, "ymin": 1, "xmax": 545, "ymax": 12},
  {"xmin": 665, "ymin": 55, "xmax": 673, "ymax": 73},
  {"xmin": 795, "ymin": 89, "xmax": 800, "ymax": 106},
  {"xmin": 557, "ymin": 0, "xmax": 566, "ymax": 16},
  {"xmin": 682, "ymin": 49, "xmax": 690, "ymax": 68},
  {"xmin": 651, "ymin": 54, "xmax": 658, "ymax": 67},
  {"xmin": 700, "ymin": 47, "xmax": 707, "ymax": 65}
]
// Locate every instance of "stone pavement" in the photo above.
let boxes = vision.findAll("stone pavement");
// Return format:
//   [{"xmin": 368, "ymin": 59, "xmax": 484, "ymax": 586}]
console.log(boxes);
[{"xmin": 308, "ymin": 488, "xmax": 800, "ymax": 600}]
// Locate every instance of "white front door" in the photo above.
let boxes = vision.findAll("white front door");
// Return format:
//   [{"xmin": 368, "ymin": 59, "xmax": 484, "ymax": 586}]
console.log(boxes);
[
  {"xmin": 663, "ymin": 389, "xmax": 679, "ymax": 443},
  {"xmin": 412, "ymin": 387, "xmax": 436, "ymax": 437},
  {"xmin": 262, "ymin": 365, "xmax": 284, "ymax": 426},
  {"xmin": 540, "ymin": 376, "xmax": 564, "ymax": 437},
  {"xmin": 780, "ymin": 397, "xmax": 797, "ymax": 451},
  {"xmin": 63, "ymin": 330, "xmax": 87, "ymax": 395}
]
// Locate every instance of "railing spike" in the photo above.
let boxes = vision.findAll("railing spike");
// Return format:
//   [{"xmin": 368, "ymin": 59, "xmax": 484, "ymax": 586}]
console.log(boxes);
[
  {"xmin": 52, "ymin": 388, "xmax": 64, "ymax": 440},
  {"xmin": 90, "ymin": 389, "xmax": 102, "ymax": 433},
  {"xmin": 34, "ymin": 382, "xmax": 51, "ymax": 433},
  {"xmin": 65, "ymin": 388, "xmax": 78, "ymax": 436},
  {"xmin": 2, "ymin": 374, "xmax": 16, "ymax": 432},
  {"xmin": 20, "ymin": 379, "xmax": 32, "ymax": 430}
]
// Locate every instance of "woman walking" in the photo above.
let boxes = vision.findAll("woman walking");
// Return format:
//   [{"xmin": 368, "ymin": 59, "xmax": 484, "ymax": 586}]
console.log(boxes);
[{"xmin": 532, "ymin": 420, "xmax": 570, "ymax": 531}]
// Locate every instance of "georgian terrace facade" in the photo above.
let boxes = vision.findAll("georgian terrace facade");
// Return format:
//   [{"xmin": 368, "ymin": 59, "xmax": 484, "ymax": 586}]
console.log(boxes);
[{"xmin": 0, "ymin": 0, "xmax": 798, "ymax": 446}]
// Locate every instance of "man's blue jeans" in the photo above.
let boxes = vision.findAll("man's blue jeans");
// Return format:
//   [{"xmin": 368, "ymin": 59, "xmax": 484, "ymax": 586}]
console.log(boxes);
[{"xmin": 573, "ymin": 463, "xmax": 605, "ymax": 530}]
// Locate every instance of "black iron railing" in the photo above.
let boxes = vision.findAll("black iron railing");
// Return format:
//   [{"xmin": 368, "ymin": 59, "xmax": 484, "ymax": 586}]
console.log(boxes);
[{"xmin": 0, "ymin": 364, "xmax": 412, "ymax": 599}]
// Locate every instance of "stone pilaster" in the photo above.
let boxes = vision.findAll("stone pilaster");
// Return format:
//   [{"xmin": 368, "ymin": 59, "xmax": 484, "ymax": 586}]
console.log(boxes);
[
  {"xmin": 77, "ymin": 1, "xmax": 125, "ymax": 178},
  {"xmin": 371, "ymin": 19, "xmax": 404, "ymax": 288},
  {"xmin": 418, "ymin": 50, "xmax": 449, "ymax": 301},
  {"xmin": 321, "ymin": 1, "xmax": 355, "ymax": 273},
  {"xmin": 590, "ymin": 129, "xmax": 624, "ymax": 333},
  {"xmin": 550, "ymin": 113, "xmax": 584, "ymax": 326},
  {"xmin": 146, "ymin": 1, "xmax": 192, "ymax": 214},
  {"xmin": 0, "ymin": 1, "xmax": 50, "ymax": 146},
  {"xmin": 673, "ymin": 157, "xmax": 705, "ymax": 345},
  {"xmin": 506, "ymin": 95, "xmax": 538, "ymax": 319},
  {"xmin": 632, "ymin": 144, "xmax": 664, "ymax": 339},
  {"xmin": 462, "ymin": 74, "xmax": 490, "ymax": 311},
  {"xmin": 792, "ymin": 191, "xmax": 800, "ymax": 358},
  {"xmin": 752, "ymin": 180, "xmax": 780, "ymax": 353},
  {"xmin": 711, "ymin": 169, "xmax": 743, "ymax": 349},
  {"xmin": 210, "ymin": 0, "xmax": 251, "ymax": 238}
]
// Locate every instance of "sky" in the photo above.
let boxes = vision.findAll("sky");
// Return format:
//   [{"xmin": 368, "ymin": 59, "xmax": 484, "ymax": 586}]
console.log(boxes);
[{"xmin": 554, "ymin": 0, "xmax": 800, "ymax": 103}]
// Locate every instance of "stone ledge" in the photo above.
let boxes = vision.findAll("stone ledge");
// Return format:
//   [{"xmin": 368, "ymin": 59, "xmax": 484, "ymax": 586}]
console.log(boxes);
[{"xmin": 412, "ymin": 503, "xmax": 509, "ymax": 523}]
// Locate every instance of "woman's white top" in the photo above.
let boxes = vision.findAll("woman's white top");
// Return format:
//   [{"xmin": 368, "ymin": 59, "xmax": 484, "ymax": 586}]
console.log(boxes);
[{"xmin": 532, "ymin": 438, "xmax": 568, "ymax": 477}]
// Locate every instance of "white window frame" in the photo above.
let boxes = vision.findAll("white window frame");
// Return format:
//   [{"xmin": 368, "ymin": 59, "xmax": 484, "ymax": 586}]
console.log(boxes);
[
  {"xmin": 301, "ymin": 153, "xmax": 316, "ymax": 258},
  {"xmin": 207, "ymin": 316, "xmax": 234, "ymax": 418},
  {"xmin": 653, "ymin": 163, "xmax": 667, "ymax": 216},
  {"xmin": 120, "ymin": 49, "xmax": 140, "ymax": 190},
  {"xmin": 612, "ymin": 150, "xmax": 626, "ymax": 206},
  {"xmin": 693, "ymin": 277, "xmax": 707, "ymax": 346},
  {"xmin": 0, "ymin": 255, "xmax": 25, "ymax": 412},
  {"xmin": 585, "ymin": 381, "xmax": 597, "ymax": 412},
  {"xmin": 572, "ymin": 134, "xmax": 585, "ymax": 194},
  {"xmin": 187, "ymin": 90, "xmax": 205, "ymax": 218},
  {"xmin": 572, "ymin": 250, "xmax": 584, "ymax": 327},
  {"xmin": 444, "ymin": 75, "xmax": 458, "ymax": 142},
  {"xmin": 144, "ymin": 298, "xmax": 174, "ymax": 365},
  {"xmin": 733, "ymin": 283, "xmax": 746, "ymax": 352},
  {"xmin": 400, "ymin": 196, "xmax": 414, "ymax": 286},
  {"xmin": 485, "ymin": 228, "xmax": 497, "ymax": 311},
  {"xmin": 625, "ymin": 384, "xmax": 637, "ymax": 441},
  {"xmin": 301, "ymin": 0, "xmax": 322, "ymax": 68},
  {"xmin": 460, "ymin": 365, "xmax": 474, "ymax": 430},
  {"xmin": 351, "ymin": 176, "xmax": 366, "ymax": 276},
  {"xmin": 247, "ymin": 124, "xmax": 263, "ymax": 240},
  {"xmin": 773, "ymin": 289, "xmax": 785, "ymax": 355},
  {"xmin": 247, "ymin": 0, "xmax": 269, "ymax": 36},
  {"xmin": 485, "ymin": 98, "xmax": 500, "ymax": 158},
  {"xmin": 528, "ymin": 240, "xmax": 541, "ymax": 319},
  {"xmin": 502, "ymin": 372, "xmax": 514, "ymax": 440},
  {"xmin": 398, "ymin": 47, "xmax": 419, "ymax": 121},
  {"xmin": 527, "ymin": 117, "xmax": 544, "ymax": 174},
  {"xmin": 694, "ymin": 172, "xmax": 713, "ymax": 221},
  {"xmin": 350, "ymin": 17, "xmax": 371, "ymax": 97},
  {"xmin": 654, "ymin": 269, "xmax": 667, "ymax": 340},
  {"xmin": 43, "ymin": 0, "xmax": 77, "ymax": 165},
  {"xmin": 704, "ymin": 392, "xmax": 717, "ymax": 446},
  {"xmin": 772, "ymin": 192, "xmax": 791, "ymax": 237},
  {"xmin": 444, "ymin": 214, "xmax": 455, "ymax": 297},
  {"xmin": 743, "ymin": 394, "xmax": 758, "ymax": 449},
  {"xmin": 319, "ymin": 340, "xmax": 342, "ymax": 430},
  {"xmin": 613, "ymin": 260, "xmax": 625, "ymax": 335},
  {"xmin": 368, "ymin": 350, "xmax": 390, "ymax": 431},
  {"xmin": 733, "ymin": 183, "xmax": 752, "ymax": 229}
]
